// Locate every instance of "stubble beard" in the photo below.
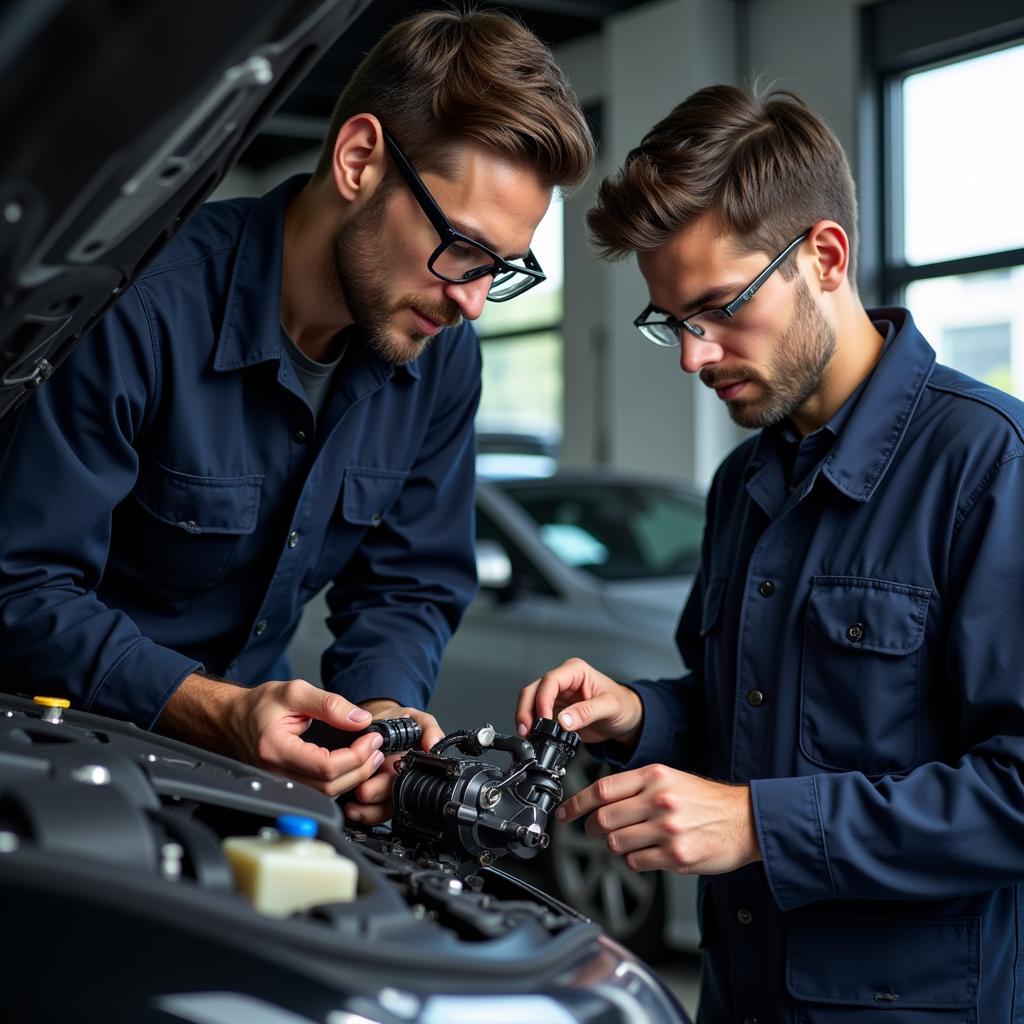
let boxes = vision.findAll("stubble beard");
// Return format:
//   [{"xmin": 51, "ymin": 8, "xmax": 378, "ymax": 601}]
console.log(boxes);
[
  {"xmin": 330, "ymin": 192, "xmax": 461, "ymax": 366},
  {"xmin": 705, "ymin": 278, "xmax": 837, "ymax": 429}
]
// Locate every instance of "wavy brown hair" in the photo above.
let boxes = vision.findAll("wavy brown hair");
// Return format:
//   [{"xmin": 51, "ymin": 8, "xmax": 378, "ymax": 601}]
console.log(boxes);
[
  {"xmin": 587, "ymin": 84, "xmax": 858, "ymax": 282},
  {"xmin": 314, "ymin": 7, "xmax": 594, "ymax": 193}
]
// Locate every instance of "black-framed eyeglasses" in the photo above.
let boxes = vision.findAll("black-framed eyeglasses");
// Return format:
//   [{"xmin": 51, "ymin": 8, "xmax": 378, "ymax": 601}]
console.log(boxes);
[
  {"xmin": 382, "ymin": 129, "xmax": 546, "ymax": 303},
  {"xmin": 633, "ymin": 230, "xmax": 811, "ymax": 347}
]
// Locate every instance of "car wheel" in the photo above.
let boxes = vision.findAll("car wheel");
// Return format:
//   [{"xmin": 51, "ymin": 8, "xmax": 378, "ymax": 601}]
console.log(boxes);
[{"xmin": 544, "ymin": 751, "xmax": 667, "ymax": 960}]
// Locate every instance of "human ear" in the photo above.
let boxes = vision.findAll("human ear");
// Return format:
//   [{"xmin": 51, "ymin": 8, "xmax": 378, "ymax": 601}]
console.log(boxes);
[
  {"xmin": 330, "ymin": 114, "xmax": 386, "ymax": 203},
  {"xmin": 806, "ymin": 221, "xmax": 849, "ymax": 294}
]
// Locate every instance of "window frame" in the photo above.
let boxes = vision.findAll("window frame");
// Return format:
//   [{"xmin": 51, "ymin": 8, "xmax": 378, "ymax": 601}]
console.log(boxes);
[{"xmin": 861, "ymin": 0, "xmax": 1024, "ymax": 305}]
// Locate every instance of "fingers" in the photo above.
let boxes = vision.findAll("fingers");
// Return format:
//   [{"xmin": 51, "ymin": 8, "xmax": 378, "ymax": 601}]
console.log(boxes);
[
  {"xmin": 260, "ymin": 725, "xmax": 380, "ymax": 781},
  {"xmin": 401, "ymin": 708, "xmax": 443, "ymax": 751},
  {"xmin": 516, "ymin": 658, "xmax": 595, "ymax": 736},
  {"xmin": 582, "ymin": 792, "xmax": 651, "ymax": 838},
  {"xmin": 515, "ymin": 679, "xmax": 541, "ymax": 737},
  {"xmin": 349, "ymin": 754, "xmax": 400, "ymax": 805},
  {"xmin": 558, "ymin": 768, "xmax": 647, "ymax": 824},
  {"xmin": 280, "ymin": 679, "xmax": 373, "ymax": 732},
  {"xmin": 556, "ymin": 691, "xmax": 625, "ymax": 733},
  {"xmin": 275, "ymin": 741, "xmax": 386, "ymax": 799}
]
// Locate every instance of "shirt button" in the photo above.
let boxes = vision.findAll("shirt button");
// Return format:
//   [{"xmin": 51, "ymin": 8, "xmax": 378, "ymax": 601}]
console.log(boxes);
[
  {"xmin": 369, "ymin": 512, "xmax": 383, "ymax": 527},
  {"xmin": 293, "ymin": 428, "xmax": 308, "ymax": 443},
  {"xmin": 737, "ymin": 907, "xmax": 754, "ymax": 925},
  {"xmin": 254, "ymin": 620, "xmax": 268, "ymax": 637},
  {"xmin": 287, "ymin": 530, "xmax": 300, "ymax": 548},
  {"xmin": 847, "ymin": 622, "xmax": 865, "ymax": 643},
  {"xmin": 757, "ymin": 580, "xmax": 775, "ymax": 597},
  {"xmin": 747, "ymin": 689, "xmax": 765, "ymax": 707}
]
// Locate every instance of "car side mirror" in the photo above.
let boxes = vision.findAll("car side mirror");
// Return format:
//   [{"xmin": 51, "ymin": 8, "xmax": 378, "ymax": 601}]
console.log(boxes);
[{"xmin": 475, "ymin": 539, "xmax": 514, "ymax": 591}]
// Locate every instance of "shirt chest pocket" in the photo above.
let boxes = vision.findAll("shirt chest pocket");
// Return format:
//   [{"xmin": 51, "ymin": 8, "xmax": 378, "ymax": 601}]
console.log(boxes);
[
  {"xmin": 308, "ymin": 466, "xmax": 409, "ymax": 591},
  {"xmin": 119, "ymin": 460, "xmax": 263, "ymax": 591},
  {"xmin": 800, "ymin": 575, "xmax": 930, "ymax": 775}
]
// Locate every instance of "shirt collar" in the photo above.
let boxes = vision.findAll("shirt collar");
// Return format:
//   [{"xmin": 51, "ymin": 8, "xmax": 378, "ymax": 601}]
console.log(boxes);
[
  {"xmin": 213, "ymin": 174, "xmax": 420, "ymax": 381},
  {"xmin": 744, "ymin": 309, "xmax": 934, "ymax": 503},
  {"xmin": 819, "ymin": 307, "xmax": 934, "ymax": 502}
]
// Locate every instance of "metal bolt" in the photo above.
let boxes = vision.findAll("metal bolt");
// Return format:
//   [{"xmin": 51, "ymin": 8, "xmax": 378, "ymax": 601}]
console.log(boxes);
[
  {"xmin": 145, "ymin": 753, "xmax": 159, "ymax": 763},
  {"xmin": 478, "ymin": 852, "xmax": 494, "ymax": 867},
  {"xmin": 4, "ymin": 202, "xmax": 22, "ymax": 223},
  {"xmin": 479, "ymin": 786, "xmax": 501, "ymax": 809},
  {"xmin": 4, "ymin": 711, "xmax": 14, "ymax": 718},
  {"xmin": 250, "ymin": 780, "xmax": 262, "ymax": 792},
  {"xmin": 71, "ymin": 764, "xmax": 111, "ymax": 786},
  {"xmin": 161, "ymin": 842, "xmax": 184, "ymax": 881},
  {"xmin": 411, "ymin": 903, "xmax": 426, "ymax": 919},
  {"xmin": 476, "ymin": 724, "xmax": 496, "ymax": 748},
  {"xmin": 0, "ymin": 832, "xmax": 19, "ymax": 853},
  {"xmin": 285, "ymin": 781, "xmax": 294, "ymax": 789},
  {"xmin": 41, "ymin": 706, "xmax": 63, "ymax": 725},
  {"xmin": 447, "ymin": 879, "xmax": 464, "ymax": 892}
]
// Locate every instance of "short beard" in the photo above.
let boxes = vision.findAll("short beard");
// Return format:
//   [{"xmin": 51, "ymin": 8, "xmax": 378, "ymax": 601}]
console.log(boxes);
[
  {"xmin": 331, "ymin": 190, "xmax": 461, "ymax": 366},
  {"xmin": 703, "ymin": 278, "xmax": 836, "ymax": 429}
]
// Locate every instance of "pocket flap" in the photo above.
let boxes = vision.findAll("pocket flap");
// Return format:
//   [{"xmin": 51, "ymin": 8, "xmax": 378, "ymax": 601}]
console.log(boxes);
[
  {"xmin": 341, "ymin": 466, "xmax": 409, "ymax": 526},
  {"xmin": 787, "ymin": 913, "xmax": 980, "ymax": 1009},
  {"xmin": 806, "ymin": 576, "xmax": 930, "ymax": 655},
  {"xmin": 700, "ymin": 575, "xmax": 728, "ymax": 635},
  {"xmin": 133, "ymin": 460, "xmax": 262, "ymax": 535}
]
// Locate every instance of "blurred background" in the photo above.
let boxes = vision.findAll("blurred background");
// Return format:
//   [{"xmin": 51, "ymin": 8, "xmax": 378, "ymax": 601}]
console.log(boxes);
[{"xmin": 258, "ymin": 0, "xmax": 1024, "ymax": 1012}]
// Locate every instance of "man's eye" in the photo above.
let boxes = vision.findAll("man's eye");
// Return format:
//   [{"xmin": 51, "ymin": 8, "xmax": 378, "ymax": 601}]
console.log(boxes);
[{"xmin": 450, "ymin": 244, "xmax": 479, "ymax": 262}]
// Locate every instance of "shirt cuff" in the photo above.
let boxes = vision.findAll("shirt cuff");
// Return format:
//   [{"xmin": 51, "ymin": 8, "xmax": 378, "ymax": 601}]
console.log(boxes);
[
  {"xmin": 750, "ymin": 774, "xmax": 836, "ymax": 910},
  {"xmin": 86, "ymin": 638, "xmax": 203, "ymax": 730},
  {"xmin": 326, "ymin": 659, "xmax": 429, "ymax": 711}
]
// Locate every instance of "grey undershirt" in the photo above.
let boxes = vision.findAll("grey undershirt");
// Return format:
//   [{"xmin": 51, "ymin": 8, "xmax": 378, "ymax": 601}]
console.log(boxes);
[{"xmin": 282, "ymin": 329, "xmax": 349, "ymax": 421}]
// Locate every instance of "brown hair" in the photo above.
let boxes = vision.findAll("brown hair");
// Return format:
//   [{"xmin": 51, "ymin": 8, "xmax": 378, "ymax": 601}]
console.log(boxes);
[
  {"xmin": 314, "ymin": 7, "xmax": 594, "ymax": 193},
  {"xmin": 587, "ymin": 84, "xmax": 858, "ymax": 281}
]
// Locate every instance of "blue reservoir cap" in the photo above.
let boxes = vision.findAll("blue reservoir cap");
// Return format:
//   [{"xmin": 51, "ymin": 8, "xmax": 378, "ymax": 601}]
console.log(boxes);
[{"xmin": 276, "ymin": 814, "xmax": 318, "ymax": 838}]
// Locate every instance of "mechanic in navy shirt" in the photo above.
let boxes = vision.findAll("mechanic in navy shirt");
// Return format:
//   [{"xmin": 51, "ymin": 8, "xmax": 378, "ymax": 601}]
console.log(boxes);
[
  {"xmin": 0, "ymin": 10, "xmax": 594, "ymax": 818},
  {"xmin": 519, "ymin": 85, "xmax": 1024, "ymax": 1021}
]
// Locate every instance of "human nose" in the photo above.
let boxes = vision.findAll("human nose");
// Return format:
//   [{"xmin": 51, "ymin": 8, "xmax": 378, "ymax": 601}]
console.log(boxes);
[
  {"xmin": 679, "ymin": 329, "xmax": 724, "ymax": 374},
  {"xmin": 444, "ymin": 277, "xmax": 491, "ymax": 322}
]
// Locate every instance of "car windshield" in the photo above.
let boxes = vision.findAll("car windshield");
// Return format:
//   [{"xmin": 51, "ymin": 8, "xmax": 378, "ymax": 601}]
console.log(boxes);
[{"xmin": 499, "ymin": 480, "xmax": 705, "ymax": 581}]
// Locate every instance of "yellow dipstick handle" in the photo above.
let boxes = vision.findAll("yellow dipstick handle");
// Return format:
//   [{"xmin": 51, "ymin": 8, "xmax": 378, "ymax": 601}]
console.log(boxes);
[{"xmin": 34, "ymin": 696, "xmax": 70, "ymax": 723}]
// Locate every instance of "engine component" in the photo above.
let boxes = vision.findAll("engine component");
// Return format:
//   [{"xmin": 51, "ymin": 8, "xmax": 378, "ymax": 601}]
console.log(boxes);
[{"xmin": 390, "ymin": 717, "xmax": 580, "ymax": 865}]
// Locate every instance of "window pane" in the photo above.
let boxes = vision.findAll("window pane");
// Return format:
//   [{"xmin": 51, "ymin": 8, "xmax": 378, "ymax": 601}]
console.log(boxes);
[
  {"xmin": 475, "ymin": 195, "xmax": 563, "ymax": 337},
  {"xmin": 500, "ymin": 481, "xmax": 705, "ymax": 581},
  {"xmin": 478, "ymin": 330, "xmax": 563, "ymax": 430},
  {"xmin": 904, "ymin": 267, "xmax": 1024, "ymax": 397},
  {"xmin": 902, "ymin": 42, "xmax": 1024, "ymax": 265}
]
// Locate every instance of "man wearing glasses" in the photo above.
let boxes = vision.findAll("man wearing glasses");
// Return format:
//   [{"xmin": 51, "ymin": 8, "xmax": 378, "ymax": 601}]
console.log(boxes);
[
  {"xmin": 518, "ymin": 85, "xmax": 1024, "ymax": 1021},
  {"xmin": 0, "ymin": 10, "xmax": 593, "ymax": 818}
]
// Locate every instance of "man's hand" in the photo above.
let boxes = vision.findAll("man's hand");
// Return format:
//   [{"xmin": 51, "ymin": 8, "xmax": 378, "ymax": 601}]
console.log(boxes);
[
  {"xmin": 558, "ymin": 763, "xmax": 761, "ymax": 876},
  {"xmin": 343, "ymin": 699, "xmax": 444, "ymax": 825},
  {"xmin": 516, "ymin": 657, "xmax": 644, "ymax": 745},
  {"xmin": 157, "ymin": 673, "xmax": 386, "ymax": 798}
]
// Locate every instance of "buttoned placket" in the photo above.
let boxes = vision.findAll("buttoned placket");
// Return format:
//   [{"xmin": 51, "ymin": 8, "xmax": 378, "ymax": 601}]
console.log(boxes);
[{"xmin": 243, "ymin": 351, "xmax": 395, "ymax": 654}]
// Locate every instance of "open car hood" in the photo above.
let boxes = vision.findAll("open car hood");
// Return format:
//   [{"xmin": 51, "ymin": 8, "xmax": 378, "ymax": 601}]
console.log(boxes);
[{"xmin": 0, "ymin": 0, "xmax": 370, "ymax": 420}]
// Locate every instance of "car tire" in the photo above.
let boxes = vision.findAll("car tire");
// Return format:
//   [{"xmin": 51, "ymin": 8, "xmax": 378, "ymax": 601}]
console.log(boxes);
[{"xmin": 542, "ymin": 751, "xmax": 668, "ymax": 961}]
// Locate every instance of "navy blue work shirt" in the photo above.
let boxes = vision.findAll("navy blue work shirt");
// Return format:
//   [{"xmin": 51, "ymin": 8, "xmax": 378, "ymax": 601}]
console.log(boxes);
[
  {"xmin": 611, "ymin": 309, "xmax": 1024, "ymax": 1022},
  {"xmin": 0, "ymin": 176, "xmax": 481, "ymax": 729}
]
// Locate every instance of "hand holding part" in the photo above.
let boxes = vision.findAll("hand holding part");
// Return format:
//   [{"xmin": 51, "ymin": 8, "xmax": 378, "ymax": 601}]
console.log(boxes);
[
  {"xmin": 558, "ymin": 763, "xmax": 761, "ymax": 876},
  {"xmin": 516, "ymin": 657, "xmax": 644, "ymax": 746}
]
